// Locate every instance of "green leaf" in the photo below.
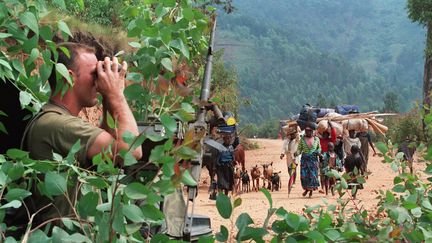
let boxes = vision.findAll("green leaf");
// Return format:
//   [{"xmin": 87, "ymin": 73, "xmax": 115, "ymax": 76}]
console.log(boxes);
[
  {"xmin": 317, "ymin": 213, "xmax": 332, "ymax": 230},
  {"xmin": 235, "ymin": 213, "xmax": 254, "ymax": 230},
  {"xmin": 422, "ymin": 200, "xmax": 432, "ymax": 210},
  {"xmin": 123, "ymin": 204, "xmax": 145, "ymax": 222},
  {"xmin": 216, "ymin": 193, "xmax": 232, "ymax": 219},
  {"xmin": 19, "ymin": 91, "xmax": 32, "ymax": 108},
  {"xmin": 393, "ymin": 184, "xmax": 406, "ymax": 193},
  {"xmin": 285, "ymin": 213, "xmax": 300, "ymax": 231},
  {"xmin": 161, "ymin": 58, "xmax": 173, "ymax": 72},
  {"xmin": 151, "ymin": 234, "xmax": 170, "ymax": 243},
  {"xmin": 125, "ymin": 182, "xmax": 149, "ymax": 200},
  {"xmin": 375, "ymin": 142, "xmax": 388, "ymax": 154},
  {"xmin": 306, "ymin": 230, "xmax": 325, "ymax": 243},
  {"xmin": 0, "ymin": 59, "xmax": 12, "ymax": 70},
  {"xmin": 386, "ymin": 190, "xmax": 395, "ymax": 203},
  {"xmin": 56, "ymin": 63, "xmax": 72, "ymax": 84},
  {"xmin": 170, "ymin": 39, "xmax": 190, "ymax": 59},
  {"xmin": 0, "ymin": 33, "xmax": 12, "ymax": 38},
  {"xmin": 141, "ymin": 204, "xmax": 164, "ymax": 223},
  {"xmin": 58, "ymin": 20, "xmax": 73, "ymax": 38},
  {"xmin": 260, "ymin": 188, "xmax": 273, "ymax": 208},
  {"xmin": 28, "ymin": 230, "xmax": 50, "ymax": 242},
  {"xmin": 6, "ymin": 148, "xmax": 28, "ymax": 159},
  {"xmin": 128, "ymin": 42, "xmax": 141, "ymax": 48},
  {"xmin": 215, "ymin": 225, "xmax": 229, "ymax": 242},
  {"xmin": 5, "ymin": 188, "xmax": 32, "ymax": 202},
  {"xmin": 324, "ymin": 229, "xmax": 341, "ymax": 241},
  {"xmin": 20, "ymin": 12, "xmax": 39, "ymax": 36},
  {"xmin": 65, "ymin": 139, "xmax": 81, "ymax": 163},
  {"xmin": 0, "ymin": 122, "xmax": 7, "ymax": 135},
  {"xmin": 182, "ymin": 8, "xmax": 194, "ymax": 21},
  {"xmin": 0, "ymin": 200, "xmax": 21, "ymax": 209},
  {"xmin": 198, "ymin": 235, "xmax": 215, "ymax": 243},
  {"xmin": 181, "ymin": 169, "xmax": 197, "ymax": 186},
  {"xmin": 123, "ymin": 151, "xmax": 138, "ymax": 166},
  {"xmin": 45, "ymin": 172, "xmax": 67, "ymax": 196},
  {"xmin": 234, "ymin": 198, "xmax": 242, "ymax": 208},
  {"xmin": 106, "ymin": 112, "xmax": 116, "ymax": 129},
  {"xmin": 77, "ymin": 192, "xmax": 99, "ymax": 218},
  {"xmin": 160, "ymin": 114, "xmax": 177, "ymax": 133},
  {"xmin": 75, "ymin": 0, "xmax": 84, "ymax": 10}
]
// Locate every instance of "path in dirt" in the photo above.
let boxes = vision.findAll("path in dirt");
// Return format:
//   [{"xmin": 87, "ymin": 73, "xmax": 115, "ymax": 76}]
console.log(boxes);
[{"xmin": 193, "ymin": 138, "xmax": 425, "ymax": 235}]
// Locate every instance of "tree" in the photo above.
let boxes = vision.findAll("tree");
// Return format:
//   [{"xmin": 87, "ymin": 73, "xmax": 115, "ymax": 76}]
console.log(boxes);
[
  {"xmin": 316, "ymin": 93, "xmax": 327, "ymax": 107},
  {"xmin": 382, "ymin": 91, "xmax": 399, "ymax": 113},
  {"xmin": 407, "ymin": 0, "xmax": 432, "ymax": 133}
]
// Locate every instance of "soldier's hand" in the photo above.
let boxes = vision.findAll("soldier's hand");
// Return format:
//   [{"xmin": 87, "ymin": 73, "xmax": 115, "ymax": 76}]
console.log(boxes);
[{"xmin": 96, "ymin": 57, "xmax": 128, "ymax": 99}]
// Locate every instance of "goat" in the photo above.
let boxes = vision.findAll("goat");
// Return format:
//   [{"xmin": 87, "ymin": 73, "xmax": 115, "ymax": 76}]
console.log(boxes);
[
  {"xmin": 241, "ymin": 170, "xmax": 250, "ymax": 193},
  {"xmin": 250, "ymin": 165, "xmax": 261, "ymax": 191},
  {"xmin": 262, "ymin": 162, "xmax": 274, "ymax": 191},
  {"xmin": 271, "ymin": 171, "xmax": 282, "ymax": 192}
]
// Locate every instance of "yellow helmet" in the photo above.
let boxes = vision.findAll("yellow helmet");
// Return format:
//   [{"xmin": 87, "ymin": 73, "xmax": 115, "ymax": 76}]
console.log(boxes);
[{"xmin": 226, "ymin": 117, "xmax": 236, "ymax": 126}]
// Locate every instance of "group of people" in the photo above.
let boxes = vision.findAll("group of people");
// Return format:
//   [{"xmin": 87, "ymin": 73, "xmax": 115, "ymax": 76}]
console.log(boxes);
[{"xmin": 281, "ymin": 123, "xmax": 377, "ymax": 198}]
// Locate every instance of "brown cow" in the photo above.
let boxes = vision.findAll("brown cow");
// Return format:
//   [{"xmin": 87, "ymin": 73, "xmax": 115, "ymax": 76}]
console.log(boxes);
[
  {"xmin": 262, "ymin": 162, "xmax": 273, "ymax": 191},
  {"xmin": 251, "ymin": 165, "xmax": 261, "ymax": 191},
  {"xmin": 234, "ymin": 144, "xmax": 245, "ymax": 171}
]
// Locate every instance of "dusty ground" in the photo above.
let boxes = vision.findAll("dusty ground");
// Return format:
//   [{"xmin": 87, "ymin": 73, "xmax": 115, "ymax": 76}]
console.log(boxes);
[{"xmin": 193, "ymin": 138, "xmax": 426, "ymax": 237}]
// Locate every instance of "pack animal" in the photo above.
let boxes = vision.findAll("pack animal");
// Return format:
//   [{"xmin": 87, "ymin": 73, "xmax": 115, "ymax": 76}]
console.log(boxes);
[
  {"xmin": 250, "ymin": 165, "xmax": 261, "ymax": 191},
  {"xmin": 262, "ymin": 162, "xmax": 274, "ymax": 190},
  {"xmin": 233, "ymin": 165, "xmax": 241, "ymax": 193},
  {"xmin": 271, "ymin": 171, "xmax": 282, "ymax": 192},
  {"xmin": 234, "ymin": 143, "xmax": 245, "ymax": 171},
  {"xmin": 241, "ymin": 170, "xmax": 250, "ymax": 193}
]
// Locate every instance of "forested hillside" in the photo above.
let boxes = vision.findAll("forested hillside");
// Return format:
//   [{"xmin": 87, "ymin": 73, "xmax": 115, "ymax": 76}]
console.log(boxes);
[{"xmin": 217, "ymin": 0, "xmax": 425, "ymax": 124}]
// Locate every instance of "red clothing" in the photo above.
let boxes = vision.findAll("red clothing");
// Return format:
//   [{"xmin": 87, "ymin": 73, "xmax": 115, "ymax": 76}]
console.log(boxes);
[{"xmin": 319, "ymin": 127, "xmax": 337, "ymax": 153}]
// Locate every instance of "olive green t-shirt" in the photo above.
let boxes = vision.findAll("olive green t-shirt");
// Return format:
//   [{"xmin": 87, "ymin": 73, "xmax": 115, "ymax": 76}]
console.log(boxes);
[
  {"xmin": 24, "ymin": 101, "xmax": 103, "ymax": 223},
  {"xmin": 27, "ymin": 102, "xmax": 103, "ymax": 165}
]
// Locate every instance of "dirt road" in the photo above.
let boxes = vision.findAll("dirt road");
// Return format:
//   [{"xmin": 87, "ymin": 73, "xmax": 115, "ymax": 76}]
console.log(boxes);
[{"xmin": 193, "ymin": 138, "xmax": 424, "ymax": 235}]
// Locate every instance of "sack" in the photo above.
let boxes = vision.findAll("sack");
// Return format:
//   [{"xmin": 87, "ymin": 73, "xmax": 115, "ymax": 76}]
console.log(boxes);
[
  {"xmin": 317, "ymin": 108, "xmax": 335, "ymax": 118},
  {"xmin": 335, "ymin": 105, "xmax": 359, "ymax": 115},
  {"xmin": 317, "ymin": 120, "xmax": 343, "ymax": 136},
  {"xmin": 297, "ymin": 119, "xmax": 317, "ymax": 131},
  {"xmin": 342, "ymin": 119, "xmax": 368, "ymax": 132}
]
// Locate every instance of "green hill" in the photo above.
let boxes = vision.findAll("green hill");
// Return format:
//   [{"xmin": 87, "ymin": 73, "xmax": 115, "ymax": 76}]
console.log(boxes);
[{"xmin": 216, "ymin": 0, "xmax": 425, "ymax": 124}]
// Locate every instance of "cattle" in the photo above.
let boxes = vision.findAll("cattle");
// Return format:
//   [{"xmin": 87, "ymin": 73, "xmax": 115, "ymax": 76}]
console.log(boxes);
[
  {"xmin": 234, "ymin": 144, "xmax": 245, "ymax": 171},
  {"xmin": 271, "ymin": 171, "xmax": 282, "ymax": 192},
  {"xmin": 233, "ymin": 165, "xmax": 242, "ymax": 193},
  {"xmin": 250, "ymin": 165, "xmax": 261, "ymax": 191},
  {"xmin": 262, "ymin": 162, "xmax": 274, "ymax": 190},
  {"xmin": 241, "ymin": 170, "xmax": 250, "ymax": 193}
]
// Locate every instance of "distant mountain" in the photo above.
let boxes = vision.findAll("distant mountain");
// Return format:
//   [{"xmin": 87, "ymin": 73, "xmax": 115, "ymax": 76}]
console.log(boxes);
[{"xmin": 216, "ymin": 0, "xmax": 425, "ymax": 124}]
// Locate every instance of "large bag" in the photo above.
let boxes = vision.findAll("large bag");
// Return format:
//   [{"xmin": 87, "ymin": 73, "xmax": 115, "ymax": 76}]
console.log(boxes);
[
  {"xmin": 317, "ymin": 120, "xmax": 343, "ymax": 136},
  {"xmin": 342, "ymin": 119, "xmax": 368, "ymax": 132},
  {"xmin": 297, "ymin": 104, "xmax": 320, "ymax": 130},
  {"xmin": 317, "ymin": 108, "xmax": 335, "ymax": 118},
  {"xmin": 335, "ymin": 105, "xmax": 359, "ymax": 115}
]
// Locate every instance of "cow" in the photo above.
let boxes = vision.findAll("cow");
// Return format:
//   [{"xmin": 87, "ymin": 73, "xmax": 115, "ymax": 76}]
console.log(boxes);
[
  {"xmin": 233, "ymin": 165, "xmax": 242, "ymax": 193},
  {"xmin": 241, "ymin": 170, "xmax": 250, "ymax": 193},
  {"xmin": 234, "ymin": 143, "xmax": 245, "ymax": 171},
  {"xmin": 262, "ymin": 162, "xmax": 274, "ymax": 191},
  {"xmin": 251, "ymin": 165, "xmax": 261, "ymax": 191}
]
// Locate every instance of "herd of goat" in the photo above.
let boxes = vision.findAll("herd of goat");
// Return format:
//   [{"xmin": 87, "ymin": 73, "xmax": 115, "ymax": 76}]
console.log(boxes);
[{"xmin": 233, "ymin": 162, "xmax": 282, "ymax": 193}]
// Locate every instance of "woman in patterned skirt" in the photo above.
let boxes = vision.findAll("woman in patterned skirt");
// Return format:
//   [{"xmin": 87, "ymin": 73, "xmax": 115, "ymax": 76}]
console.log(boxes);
[{"xmin": 297, "ymin": 125, "xmax": 321, "ymax": 198}]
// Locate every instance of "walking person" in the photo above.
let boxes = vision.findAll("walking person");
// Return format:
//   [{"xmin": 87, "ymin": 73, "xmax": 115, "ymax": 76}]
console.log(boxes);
[
  {"xmin": 356, "ymin": 131, "xmax": 377, "ymax": 172},
  {"xmin": 297, "ymin": 125, "xmax": 321, "ymax": 198},
  {"xmin": 215, "ymin": 133, "xmax": 235, "ymax": 195},
  {"xmin": 280, "ymin": 127, "xmax": 300, "ymax": 195},
  {"xmin": 318, "ymin": 122, "xmax": 336, "ymax": 193},
  {"xmin": 321, "ymin": 142, "xmax": 342, "ymax": 196},
  {"xmin": 344, "ymin": 145, "xmax": 365, "ymax": 199}
]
